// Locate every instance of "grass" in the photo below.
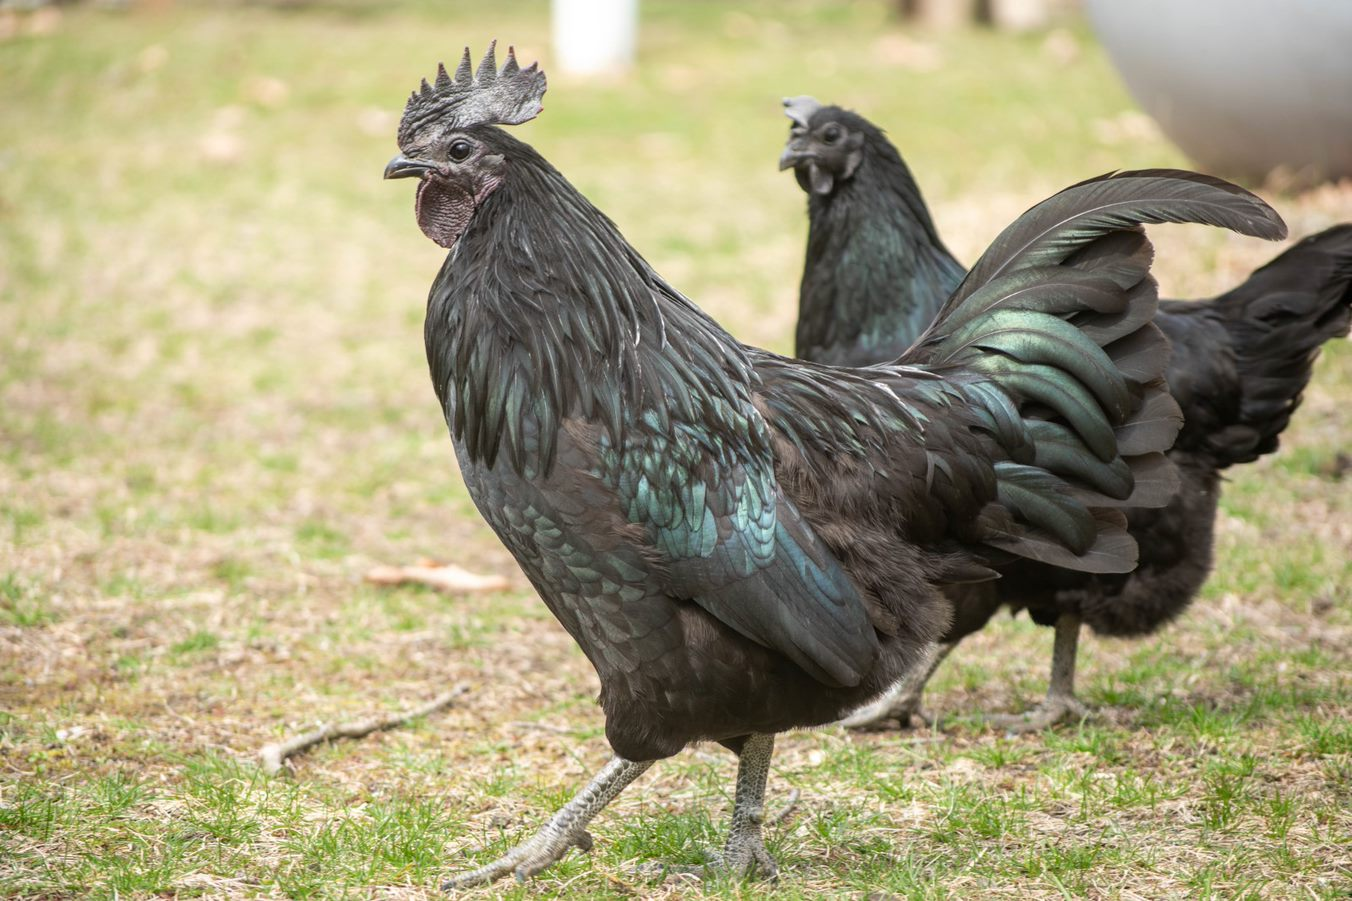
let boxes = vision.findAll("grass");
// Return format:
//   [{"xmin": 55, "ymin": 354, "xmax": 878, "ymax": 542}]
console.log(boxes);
[{"xmin": 1, "ymin": 0, "xmax": 1350, "ymax": 897}]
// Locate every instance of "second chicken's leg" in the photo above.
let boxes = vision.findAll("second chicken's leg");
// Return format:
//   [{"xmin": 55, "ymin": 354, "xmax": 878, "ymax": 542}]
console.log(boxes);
[
  {"xmin": 986, "ymin": 613, "xmax": 1090, "ymax": 733},
  {"xmin": 838, "ymin": 641, "xmax": 957, "ymax": 730}
]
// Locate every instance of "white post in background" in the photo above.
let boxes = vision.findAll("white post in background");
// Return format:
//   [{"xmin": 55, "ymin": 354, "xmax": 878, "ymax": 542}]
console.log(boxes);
[{"xmin": 552, "ymin": 0, "xmax": 638, "ymax": 76}]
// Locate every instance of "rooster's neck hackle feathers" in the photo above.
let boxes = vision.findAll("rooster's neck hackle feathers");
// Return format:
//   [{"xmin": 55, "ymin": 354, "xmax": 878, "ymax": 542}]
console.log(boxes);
[{"xmin": 425, "ymin": 132, "xmax": 761, "ymax": 475}]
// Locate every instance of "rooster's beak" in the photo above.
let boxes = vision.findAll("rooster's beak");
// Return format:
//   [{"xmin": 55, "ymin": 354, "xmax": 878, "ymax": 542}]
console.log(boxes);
[{"xmin": 384, "ymin": 154, "xmax": 435, "ymax": 180}]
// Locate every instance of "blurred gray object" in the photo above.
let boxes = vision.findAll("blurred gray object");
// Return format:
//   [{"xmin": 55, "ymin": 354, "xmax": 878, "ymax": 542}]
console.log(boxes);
[
  {"xmin": 1085, "ymin": 0, "xmax": 1352, "ymax": 183},
  {"xmin": 895, "ymin": 0, "xmax": 1076, "ymax": 30}
]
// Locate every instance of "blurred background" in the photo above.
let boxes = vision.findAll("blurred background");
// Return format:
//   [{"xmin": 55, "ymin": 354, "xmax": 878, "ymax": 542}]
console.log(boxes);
[{"xmin": 2, "ymin": 2, "xmax": 1349, "ymax": 897}]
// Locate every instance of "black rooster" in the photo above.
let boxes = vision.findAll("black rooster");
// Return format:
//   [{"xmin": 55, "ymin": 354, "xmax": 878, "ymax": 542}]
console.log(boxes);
[
  {"xmin": 781, "ymin": 96, "xmax": 1352, "ymax": 731},
  {"xmin": 384, "ymin": 46, "xmax": 1283, "ymax": 886}
]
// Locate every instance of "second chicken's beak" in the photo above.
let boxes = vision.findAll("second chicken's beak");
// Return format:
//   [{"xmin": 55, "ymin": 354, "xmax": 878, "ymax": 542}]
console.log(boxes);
[
  {"xmin": 778, "ymin": 142, "xmax": 812, "ymax": 172},
  {"xmin": 384, "ymin": 154, "xmax": 435, "ymax": 180}
]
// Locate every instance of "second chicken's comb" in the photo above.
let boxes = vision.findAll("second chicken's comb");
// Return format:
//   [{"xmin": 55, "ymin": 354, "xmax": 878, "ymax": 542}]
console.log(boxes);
[{"xmin": 783, "ymin": 95, "xmax": 823, "ymax": 129}]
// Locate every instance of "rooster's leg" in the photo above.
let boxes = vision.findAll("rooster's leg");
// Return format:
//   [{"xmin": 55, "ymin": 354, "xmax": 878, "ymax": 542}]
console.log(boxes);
[
  {"xmin": 635, "ymin": 733, "xmax": 780, "ymax": 883},
  {"xmin": 717, "ymin": 732, "xmax": 779, "ymax": 878},
  {"xmin": 443, "ymin": 756, "xmax": 652, "ymax": 890},
  {"xmin": 986, "ymin": 612, "xmax": 1090, "ymax": 733},
  {"xmin": 837, "ymin": 641, "xmax": 956, "ymax": 730}
]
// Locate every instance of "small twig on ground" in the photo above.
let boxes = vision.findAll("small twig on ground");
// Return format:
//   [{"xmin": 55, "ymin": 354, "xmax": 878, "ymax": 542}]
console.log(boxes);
[
  {"xmin": 507, "ymin": 720, "xmax": 579, "ymax": 735},
  {"xmin": 259, "ymin": 684, "xmax": 469, "ymax": 776},
  {"xmin": 770, "ymin": 788, "xmax": 801, "ymax": 827}
]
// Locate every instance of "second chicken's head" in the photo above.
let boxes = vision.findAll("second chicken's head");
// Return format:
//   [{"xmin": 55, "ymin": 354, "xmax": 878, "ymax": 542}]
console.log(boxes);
[{"xmin": 779, "ymin": 96, "xmax": 869, "ymax": 197}]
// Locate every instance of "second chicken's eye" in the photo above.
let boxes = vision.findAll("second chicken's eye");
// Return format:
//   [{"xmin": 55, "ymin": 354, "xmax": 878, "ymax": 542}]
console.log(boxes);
[
  {"xmin": 822, "ymin": 125, "xmax": 842, "ymax": 144},
  {"xmin": 448, "ymin": 140, "xmax": 474, "ymax": 162}
]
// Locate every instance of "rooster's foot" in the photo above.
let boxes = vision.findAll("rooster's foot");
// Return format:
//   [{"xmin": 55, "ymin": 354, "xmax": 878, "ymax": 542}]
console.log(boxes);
[
  {"xmin": 717, "ymin": 828, "xmax": 779, "ymax": 880},
  {"xmin": 442, "ymin": 756, "xmax": 651, "ymax": 891},
  {"xmin": 633, "ymin": 839, "xmax": 778, "ymax": 884},
  {"xmin": 443, "ymin": 825, "xmax": 594, "ymax": 890}
]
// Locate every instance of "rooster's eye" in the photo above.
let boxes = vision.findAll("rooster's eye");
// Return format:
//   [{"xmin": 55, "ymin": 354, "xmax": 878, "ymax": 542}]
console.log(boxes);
[
  {"xmin": 448, "ymin": 140, "xmax": 474, "ymax": 162},
  {"xmin": 821, "ymin": 125, "xmax": 842, "ymax": 144}
]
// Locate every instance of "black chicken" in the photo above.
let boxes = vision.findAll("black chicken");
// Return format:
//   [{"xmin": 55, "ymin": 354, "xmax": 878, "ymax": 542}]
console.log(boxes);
[
  {"xmin": 383, "ymin": 46, "xmax": 1283, "ymax": 886},
  {"xmin": 780, "ymin": 96, "xmax": 1352, "ymax": 731}
]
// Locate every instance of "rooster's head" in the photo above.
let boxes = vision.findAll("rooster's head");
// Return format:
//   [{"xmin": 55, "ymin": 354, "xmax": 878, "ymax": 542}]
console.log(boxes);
[{"xmin": 385, "ymin": 42, "xmax": 546, "ymax": 248}]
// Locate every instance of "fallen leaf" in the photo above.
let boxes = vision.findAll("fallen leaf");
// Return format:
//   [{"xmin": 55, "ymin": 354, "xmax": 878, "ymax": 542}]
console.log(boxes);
[{"xmin": 364, "ymin": 560, "xmax": 509, "ymax": 594}]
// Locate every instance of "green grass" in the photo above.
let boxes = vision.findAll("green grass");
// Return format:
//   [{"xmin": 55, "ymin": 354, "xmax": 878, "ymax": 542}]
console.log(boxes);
[{"xmin": 2, "ymin": 0, "xmax": 1350, "ymax": 898}]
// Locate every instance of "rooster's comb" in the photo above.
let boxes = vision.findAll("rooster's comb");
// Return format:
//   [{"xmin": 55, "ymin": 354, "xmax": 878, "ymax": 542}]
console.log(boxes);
[
  {"xmin": 783, "ymin": 95, "xmax": 823, "ymax": 130},
  {"xmin": 397, "ymin": 42, "xmax": 547, "ymax": 147}
]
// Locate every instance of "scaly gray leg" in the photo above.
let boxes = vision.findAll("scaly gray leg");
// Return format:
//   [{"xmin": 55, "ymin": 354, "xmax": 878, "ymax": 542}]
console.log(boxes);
[
  {"xmin": 635, "ymin": 733, "xmax": 780, "ymax": 883},
  {"xmin": 719, "ymin": 733, "xmax": 778, "ymax": 878},
  {"xmin": 443, "ymin": 756, "xmax": 652, "ymax": 890},
  {"xmin": 837, "ymin": 642, "xmax": 957, "ymax": 731},
  {"xmin": 986, "ymin": 613, "xmax": 1091, "ymax": 733}
]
